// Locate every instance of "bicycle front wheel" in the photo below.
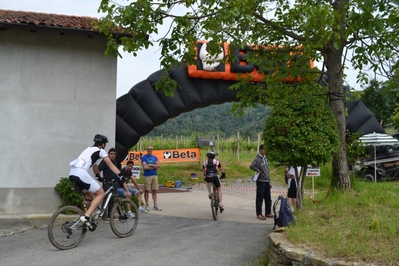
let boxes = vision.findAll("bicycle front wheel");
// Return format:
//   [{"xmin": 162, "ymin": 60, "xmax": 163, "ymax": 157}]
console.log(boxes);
[
  {"xmin": 47, "ymin": 205, "xmax": 86, "ymax": 250},
  {"xmin": 110, "ymin": 198, "xmax": 139, "ymax": 238},
  {"xmin": 211, "ymin": 192, "xmax": 218, "ymax": 220}
]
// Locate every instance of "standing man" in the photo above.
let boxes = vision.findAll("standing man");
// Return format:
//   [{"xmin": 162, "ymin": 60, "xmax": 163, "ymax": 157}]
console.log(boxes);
[
  {"xmin": 95, "ymin": 147, "xmax": 121, "ymax": 222},
  {"xmin": 141, "ymin": 145, "xmax": 162, "ymax": 211},
  {"xmin": 250, "ymin": 144, "xmax": 273, "ymax": 220}
]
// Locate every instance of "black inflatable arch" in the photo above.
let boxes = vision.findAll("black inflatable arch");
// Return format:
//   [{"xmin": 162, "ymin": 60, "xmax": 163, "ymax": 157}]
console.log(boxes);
[{"xmin": 115, "ymin": 65, "xmax": 384, "ymax": 162}]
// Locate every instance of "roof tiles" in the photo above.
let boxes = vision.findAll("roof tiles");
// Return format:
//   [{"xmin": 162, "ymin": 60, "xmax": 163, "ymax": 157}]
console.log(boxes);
[{"xmin": 0, "ymin": 9, "xmax": 97, "ymax": 31}]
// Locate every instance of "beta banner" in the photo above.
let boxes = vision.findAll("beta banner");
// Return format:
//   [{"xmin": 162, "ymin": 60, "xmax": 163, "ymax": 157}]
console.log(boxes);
[
  {"xmin": 122, "ymin": 148, "xmax": 201, "ymax": 165},
  {"xmin": 188, "ymin": 41, "xmax": 314, "ymax": 82}
]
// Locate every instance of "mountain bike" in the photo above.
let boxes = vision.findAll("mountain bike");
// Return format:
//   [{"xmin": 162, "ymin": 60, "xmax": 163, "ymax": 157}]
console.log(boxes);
[{"xmin": 48, "ymin": 177, "xmax": 139, "ymax": 250}]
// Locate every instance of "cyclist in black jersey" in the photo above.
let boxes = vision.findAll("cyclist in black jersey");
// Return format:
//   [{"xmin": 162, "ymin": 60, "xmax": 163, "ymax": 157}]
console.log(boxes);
[
  {"xmin": 69, "ymin": 134, "xmax": 124, "ymax": 227},
  {"xmin": 202, "ymin": 151, "xmax": 226, "ymax": 211}
]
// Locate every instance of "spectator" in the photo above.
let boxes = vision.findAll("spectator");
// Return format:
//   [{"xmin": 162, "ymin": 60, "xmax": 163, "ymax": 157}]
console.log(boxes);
[
  {"xmin": 141, "ymin": 146, "xmax": 162, "ymax": 211},
  {"xmin": 95, "ymin": 147, "xmax": 121, "ymax": 222},
  {"xmin": 121, "ymin": 160, "xmax": 148, "ymax": 214},
  {"xmin": 250, "ymin": 144, "xmax": 273, "ymax": 220},
  {"xmin": 286, "ymin": 166, "xmax": 301, "ymax": 212}
]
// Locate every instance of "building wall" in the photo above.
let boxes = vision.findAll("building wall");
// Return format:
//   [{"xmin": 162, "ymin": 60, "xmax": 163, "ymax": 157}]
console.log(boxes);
[{"xmin": 0, "ymin": 27, "xmax": 117, "ymax": 214}]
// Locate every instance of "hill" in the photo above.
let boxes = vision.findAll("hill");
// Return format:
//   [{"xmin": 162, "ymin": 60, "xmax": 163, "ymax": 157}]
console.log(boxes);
[{"xmin": 148, "ymin": 102, "xmax": 271, "ymax": 138}]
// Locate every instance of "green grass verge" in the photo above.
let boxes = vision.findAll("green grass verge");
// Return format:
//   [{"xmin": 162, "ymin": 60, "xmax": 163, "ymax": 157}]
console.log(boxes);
[{"xmin": 148, "ymin": 147, "xmax": 399, "ymax": 264}]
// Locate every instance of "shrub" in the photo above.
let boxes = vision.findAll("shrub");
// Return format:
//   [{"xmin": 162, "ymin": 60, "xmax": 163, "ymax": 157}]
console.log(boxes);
[{"xmin": 54, "ymin": 177, "xmax": 84, "ymax": 208}]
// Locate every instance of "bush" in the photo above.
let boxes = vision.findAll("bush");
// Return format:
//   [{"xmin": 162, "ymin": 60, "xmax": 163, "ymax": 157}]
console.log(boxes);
[{"xmin": 54, "ymin": 177, "xmax": 84, "ymax": 209}]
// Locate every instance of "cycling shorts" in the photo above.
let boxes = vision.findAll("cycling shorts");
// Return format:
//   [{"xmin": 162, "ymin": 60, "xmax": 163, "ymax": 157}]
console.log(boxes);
[
  {"xmin": 204, "ymin": 175, "xmax": 221, "ymax": 188},
  {"xmin": 69, "ymin": 167, "xmax": 100, "ymax": 193}
]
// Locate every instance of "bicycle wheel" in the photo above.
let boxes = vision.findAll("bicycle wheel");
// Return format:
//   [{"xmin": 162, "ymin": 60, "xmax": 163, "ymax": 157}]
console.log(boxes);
[
  {"xmin": 110, "ymin": 198, "xmax": 139, "ymax": 238},
  {"xmin": 47, "ymin": 205, "xmax": 86, "ymax": 250},
  {"xmin": 211, "ymin": 190, "xmax": 218, "ymax": 220}
]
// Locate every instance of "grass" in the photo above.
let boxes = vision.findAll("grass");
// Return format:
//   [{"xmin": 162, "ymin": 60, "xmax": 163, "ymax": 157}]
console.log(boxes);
[
  {"xmin": 156, "ymin": 148, "xmax": 260, "ymax": 187},
  {"xmin": 288, "ymin": 178, "xmax": 399, "ymax": 265},
  {"xmin": 152, "ymin": 147, "xmax": 399, "ymax": 265}
]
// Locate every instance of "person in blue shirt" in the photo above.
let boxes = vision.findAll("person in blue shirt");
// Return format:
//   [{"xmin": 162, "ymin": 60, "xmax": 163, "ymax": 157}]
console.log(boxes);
[{"xmin": 141, "ymin": 146, "xmax": 162, "ymax": 211}]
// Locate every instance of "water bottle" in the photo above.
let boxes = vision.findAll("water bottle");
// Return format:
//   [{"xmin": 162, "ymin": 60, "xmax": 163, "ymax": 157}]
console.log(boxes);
[{"xmin": 93, "ymin": 207, "xmax": 101, "ymax": 220}]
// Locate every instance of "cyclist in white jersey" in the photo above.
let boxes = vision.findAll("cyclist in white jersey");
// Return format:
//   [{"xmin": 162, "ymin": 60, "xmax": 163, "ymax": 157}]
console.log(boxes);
[{"xmin": 69, "ymin": 134, "xmax": 124, "ymax": 227}]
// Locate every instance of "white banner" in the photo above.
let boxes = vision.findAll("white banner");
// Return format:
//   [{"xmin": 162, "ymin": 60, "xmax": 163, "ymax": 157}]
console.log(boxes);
[
  {"xmin": 132, "ymin": 166, "xmax": 141, "ymax": 179},
  {"xmin": 306, "ymin": 165, "xmax": 320, "ymax": 176}
]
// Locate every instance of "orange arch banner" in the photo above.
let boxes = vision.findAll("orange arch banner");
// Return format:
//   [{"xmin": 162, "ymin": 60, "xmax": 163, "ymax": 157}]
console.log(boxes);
[
  {"xmin": 122, "ymin": 148, "xmax": 201, "ymax": 165},
  {"xmin": 187, "ymin": 41, "xmax": 313, "ymax": 82}
]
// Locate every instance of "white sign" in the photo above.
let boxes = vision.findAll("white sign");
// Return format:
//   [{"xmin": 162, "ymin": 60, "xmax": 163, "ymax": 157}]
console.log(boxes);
[
  {"xmin": 306, "ymin": 165, "xmax": 320, "ymax": 176},
  {"xmin": 132, "ymin": 166, "xmax": 141, "ymax": 179}
]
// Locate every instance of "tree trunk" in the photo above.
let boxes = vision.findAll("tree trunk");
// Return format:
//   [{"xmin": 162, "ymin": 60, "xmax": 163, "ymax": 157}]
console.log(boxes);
[
  {"xmin": 326, "ymin": 47, "xmax": 351, "ymax": 191},
  {"xmin": 296, "ymin": 165, "xmax": 307, "ymax": 209}
]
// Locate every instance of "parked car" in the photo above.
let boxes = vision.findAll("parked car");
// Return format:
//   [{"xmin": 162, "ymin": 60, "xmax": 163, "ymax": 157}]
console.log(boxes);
[{"xmin": 355, "ymin": 141, "xmax": 399, "ymax": 181}]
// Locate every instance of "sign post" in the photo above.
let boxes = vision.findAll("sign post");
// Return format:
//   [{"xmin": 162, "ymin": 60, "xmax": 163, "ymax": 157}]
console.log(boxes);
[{"xmin": 306, "ymin": 166, "xmax": 320, "ymax": 199}]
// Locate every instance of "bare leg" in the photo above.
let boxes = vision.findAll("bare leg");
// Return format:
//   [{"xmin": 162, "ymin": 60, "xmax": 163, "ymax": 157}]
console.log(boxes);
[
  {"xmin": 206, "ymin": 182, "xmax": 211, "ymax": 194},
  {"xmin": 151, "ymin": 190, "xmax": 158, "ymax": 206},
  {"xmin": 144, "ymin": 190, "xmax": 150, "ymax": 206},
  {"xmin": 137, "ymin": 192, "xmax": 142, "ymax": 207},
  {"xmin": 84, "ymin": 188, "xmax": 105, "ymax": 217},
  {"xmin": 291, "ymin": 198, "xmax": 297, "ymax": 213},
  {"xmin": 217, "ymin": 187, "xmax": 223, "ymax": 205},
  {"xmin": 84, "ymin": 192, "xmax": 93, "ymax": 209}
]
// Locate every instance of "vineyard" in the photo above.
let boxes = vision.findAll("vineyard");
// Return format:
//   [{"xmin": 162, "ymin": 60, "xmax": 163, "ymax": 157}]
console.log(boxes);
[{"xmin": 130, "ymin": 133, "xmax": 263, "ymax": 154}]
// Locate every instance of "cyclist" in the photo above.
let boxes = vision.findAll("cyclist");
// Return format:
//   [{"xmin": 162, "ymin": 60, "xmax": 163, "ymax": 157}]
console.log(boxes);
[
  {"xmin": 202, "ymin": 151, "xmax": 226, "ymax": 212},
  {"xmin": 69, "ymin": 134, "xmax": 124, "ymax": 228}
]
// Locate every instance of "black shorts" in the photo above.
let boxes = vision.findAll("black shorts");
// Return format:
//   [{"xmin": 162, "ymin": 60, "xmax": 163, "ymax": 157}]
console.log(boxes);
[
  {"xmin": 204, "ymin": 175, "xmax": 221, "ymax": 188},
  {"xmin": 288, "ymin": 180, "xmax": 297, "ymax": 198},
  {"xmin": 288, "ymin": 188, "xmax": 297, "ymax": 198}
]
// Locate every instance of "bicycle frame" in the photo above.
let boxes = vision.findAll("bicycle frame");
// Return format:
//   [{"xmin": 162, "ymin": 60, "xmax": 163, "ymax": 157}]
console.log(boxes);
[
  {"xmin": 48, "ymin": 178, "xmax": 139, "ymax": 250},
  {"xmin": 96, "ymin": 184, "xmax": 115, "ymax": 220}
]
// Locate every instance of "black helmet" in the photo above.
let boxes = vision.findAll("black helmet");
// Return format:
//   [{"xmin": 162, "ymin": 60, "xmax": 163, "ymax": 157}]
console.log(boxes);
[
  {"xmin": 207, "ymin": 151, "xmax": 215, "ymax": 159},
  {"xmin": 93, "ymin": 134, "xmax": 108, "ymax": 143}
]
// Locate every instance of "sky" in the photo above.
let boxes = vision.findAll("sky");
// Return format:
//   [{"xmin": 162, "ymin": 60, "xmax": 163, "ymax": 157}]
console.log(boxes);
[{"xmin": 1, "ymin": 0, "xmax": 365, "ymax": 98}]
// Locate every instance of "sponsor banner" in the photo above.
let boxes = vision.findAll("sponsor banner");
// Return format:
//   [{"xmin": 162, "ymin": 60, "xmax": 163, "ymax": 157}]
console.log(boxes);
[
  {"xmin": 122, "ymin": 148, "xmax": 201, "ymax": 165},
  {"xmin": 306, "ymin": 165, "xmax": 320, "ymax": 176},
  {"xmin": 188, "ymin": 41, "xmax": 314, "ymax": 83}
]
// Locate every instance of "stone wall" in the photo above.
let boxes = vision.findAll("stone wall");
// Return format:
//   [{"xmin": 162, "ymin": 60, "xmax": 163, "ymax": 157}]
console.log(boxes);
[{"xmin": 268, "ymin": 231, "xmax": 378, "ymax": 266}]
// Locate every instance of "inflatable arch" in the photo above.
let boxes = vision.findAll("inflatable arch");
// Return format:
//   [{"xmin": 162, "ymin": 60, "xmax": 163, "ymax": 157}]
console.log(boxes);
[{"xmin": 115, "ymin": 64, "xmax": 384, "ymax": 163}]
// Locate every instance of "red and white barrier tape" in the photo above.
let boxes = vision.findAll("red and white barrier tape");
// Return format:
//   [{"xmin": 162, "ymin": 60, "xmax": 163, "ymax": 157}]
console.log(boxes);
[{"xmin": 221, "ymin": 185, "xmax": 287, "ymax": 194}]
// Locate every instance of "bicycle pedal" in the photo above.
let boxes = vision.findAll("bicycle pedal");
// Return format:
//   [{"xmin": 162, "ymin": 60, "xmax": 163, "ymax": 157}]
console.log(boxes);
[{"xmin": 88, "ymin": 223, "xmax": 97, "ymax": 232}]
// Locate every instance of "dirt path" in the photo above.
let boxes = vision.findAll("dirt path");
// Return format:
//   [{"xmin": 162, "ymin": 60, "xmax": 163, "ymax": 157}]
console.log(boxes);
[{"xmin": 143, "ymin": 179, "xmax": 287, "ymax": 224}]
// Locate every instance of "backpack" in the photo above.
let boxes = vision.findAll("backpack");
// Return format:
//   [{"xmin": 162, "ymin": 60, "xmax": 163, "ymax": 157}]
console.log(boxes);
[
  {"xmin": 205, "ymin": 159, "xmax": 218, "ymax": 177},
  {"xmin": 273, "ymin": 196, "xmax": 295, "ymax": 230}
]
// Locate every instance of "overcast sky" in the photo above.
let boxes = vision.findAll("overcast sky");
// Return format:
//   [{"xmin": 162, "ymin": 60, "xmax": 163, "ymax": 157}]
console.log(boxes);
[{"xmin": 2, "ymin": 0, "xmax": 365, "ymax": 98}]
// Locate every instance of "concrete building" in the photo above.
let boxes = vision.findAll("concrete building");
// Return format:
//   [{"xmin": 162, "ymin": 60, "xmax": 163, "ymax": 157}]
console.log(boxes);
[{"xmin": 0, "ymin": 9, "xmax": 123, "ymax": 214}]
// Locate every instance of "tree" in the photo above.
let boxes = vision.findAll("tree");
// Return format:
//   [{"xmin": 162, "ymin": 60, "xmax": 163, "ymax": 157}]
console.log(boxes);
[
  {"xmin": 263, "ymin": 91, "xmax": 340, "ymax": 208},
  {"xmin": 95, "ymin": 0, "xmax": 399, "ymax": 191},
  {"xmin": 361, "ymin": 79, "xmax": 398, "ymax": 126}
]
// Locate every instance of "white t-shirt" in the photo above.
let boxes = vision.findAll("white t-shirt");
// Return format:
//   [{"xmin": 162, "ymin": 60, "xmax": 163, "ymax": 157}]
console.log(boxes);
[
  {"xmin": 70, "ymin": 146, "xmax": 108, "ymax": 171},
  {"xmin": 288, "ymin": 166, "xmax": 301, "ymax": 187}
]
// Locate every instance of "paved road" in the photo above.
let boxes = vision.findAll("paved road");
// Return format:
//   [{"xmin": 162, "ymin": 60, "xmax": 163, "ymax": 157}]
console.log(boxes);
[{"xmin": 0, "ymin": 180, "xmax": 286, "ymax": 266}]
